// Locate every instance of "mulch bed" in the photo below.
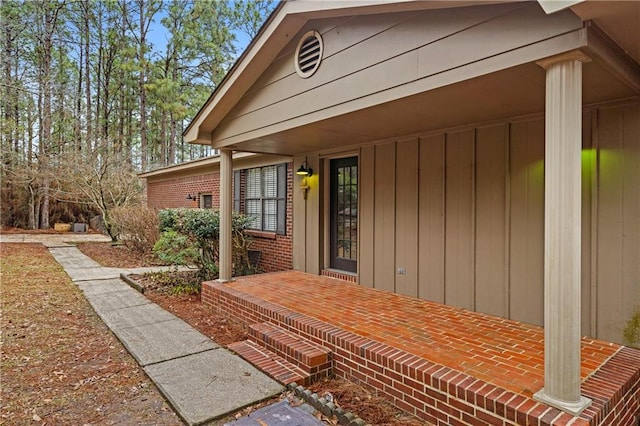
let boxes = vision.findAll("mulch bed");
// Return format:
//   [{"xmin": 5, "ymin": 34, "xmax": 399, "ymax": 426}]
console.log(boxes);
[{"xmin": 76, "ymin": 242, "xmax": 166, "ymax": 268}]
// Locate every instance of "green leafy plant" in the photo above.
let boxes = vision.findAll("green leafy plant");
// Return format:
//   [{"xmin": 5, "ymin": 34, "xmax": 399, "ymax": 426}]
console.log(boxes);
[
  {"xmin": 623, "ymin": 309, "xmax": 640, "ymax": 348},
  {"xmin": 153, "ymin": 230, "xmax": 200, "ymax": 267},
  {"xmin": 169, "ymin": 283, "xmax": 200, "ymax": 296},
  {"xmin": 154, "ymin": 208, "xmax": 255, "ymax": 281}
]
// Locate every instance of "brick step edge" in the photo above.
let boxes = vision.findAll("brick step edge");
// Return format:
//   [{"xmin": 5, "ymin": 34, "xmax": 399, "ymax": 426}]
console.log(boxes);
[
  {"xmin": 227, "ymin": 340, "xmax": 311, "ymax": 386},
  {"xmin": 249, "ymin": 322, "xmax": 331, "ymax": 370},
  {"xmin": 286, "ymin": 382, "xmax": 366, "ymax": 426}
]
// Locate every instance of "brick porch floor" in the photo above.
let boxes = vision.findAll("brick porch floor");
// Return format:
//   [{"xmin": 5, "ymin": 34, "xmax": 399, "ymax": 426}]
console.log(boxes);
[{"xmin": 203, "ymin": 271, "xmax": 640, "ymax": 425}]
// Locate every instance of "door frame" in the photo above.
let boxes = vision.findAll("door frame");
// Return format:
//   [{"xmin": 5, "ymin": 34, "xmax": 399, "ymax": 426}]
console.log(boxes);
[{"xmin": 328, "ymin": 156, "xmax": 359, "ymax": 273}]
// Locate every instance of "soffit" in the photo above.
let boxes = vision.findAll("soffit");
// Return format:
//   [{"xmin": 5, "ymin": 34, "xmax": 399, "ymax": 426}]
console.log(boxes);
[
  {"xmin": 138, "ymin": 152, "xmax": 291, "ymax": 181},
  {"xmin": 226, "ymin": 59, "xmax": 636, "ymax": 156}
]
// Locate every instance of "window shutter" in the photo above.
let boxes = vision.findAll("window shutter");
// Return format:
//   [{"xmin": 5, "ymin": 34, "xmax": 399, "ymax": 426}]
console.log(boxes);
[
  {"xmin": 233, "ymin": 170, "xmax": 241, "ymax": 212},
  {"xmin": 276, "ymin": 163, "xmax": 287, "ymax": 235}
]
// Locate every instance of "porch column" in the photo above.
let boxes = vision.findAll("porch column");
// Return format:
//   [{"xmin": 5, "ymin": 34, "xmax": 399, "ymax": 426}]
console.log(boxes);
[
  {"xmin": 218, "ymin": 148, "xmax": 233, "ymax": 282},
  {"xmin": 533, "ymin": 53, "xmax": 591, "ymax": 416}
]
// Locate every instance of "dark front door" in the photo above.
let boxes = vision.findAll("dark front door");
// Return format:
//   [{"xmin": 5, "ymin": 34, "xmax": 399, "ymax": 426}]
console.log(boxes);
[{"xmin": 330, "ymin": 157, "xmax": 358, "ymax": 273}]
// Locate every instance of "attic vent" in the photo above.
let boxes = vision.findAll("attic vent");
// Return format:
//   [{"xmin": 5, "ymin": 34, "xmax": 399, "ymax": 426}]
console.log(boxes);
[{"xmin": 295, "ymin": 31, "xmax": 323, "ymax": 78}]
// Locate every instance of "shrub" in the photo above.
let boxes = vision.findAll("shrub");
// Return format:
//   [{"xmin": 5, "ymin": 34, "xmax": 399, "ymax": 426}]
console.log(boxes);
[
  {"xmin": 154, "ymin": 208, "xmax": 255, "ymax": 281},
  {"xmin": 153, "ymin": 230, "xmax": 199, "ymax": 266},
  {"xmin": 110, "ymin": 205, "xmax": 160, "ymax": 254}
]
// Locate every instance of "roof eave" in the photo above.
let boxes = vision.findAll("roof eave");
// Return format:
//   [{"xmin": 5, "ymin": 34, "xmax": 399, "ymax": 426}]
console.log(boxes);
[{"xmin": 183, "ymin": 0, "xmax": 531, "ymax": 145}]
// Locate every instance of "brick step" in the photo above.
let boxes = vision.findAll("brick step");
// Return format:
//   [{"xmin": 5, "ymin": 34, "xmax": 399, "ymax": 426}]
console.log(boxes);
[
  {"xmin": 248, "ymin": 322, "xmax": 332, "ymax": 377},
  {"xmin": 227, "ymin": 340, "xmax": 310, "ymax": 386}
]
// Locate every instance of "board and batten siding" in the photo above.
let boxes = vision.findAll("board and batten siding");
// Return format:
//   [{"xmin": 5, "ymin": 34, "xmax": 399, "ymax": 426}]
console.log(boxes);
[
  {"xmin": 211, "ymin": 2, "xmax": 583, "ymax": 146},
  {"xmin": 355, "ymin": 101, "xmax": 639, "ymax": 345},
  {"xmin": 594, "ymin": 103, "xmax": 640, "ymax": 344}
]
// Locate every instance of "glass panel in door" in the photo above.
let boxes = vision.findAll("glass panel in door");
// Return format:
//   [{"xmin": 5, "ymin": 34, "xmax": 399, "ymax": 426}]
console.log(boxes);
[{"xmin": 330, "ymin": 157, "xmax": 357, "ymax": 273}]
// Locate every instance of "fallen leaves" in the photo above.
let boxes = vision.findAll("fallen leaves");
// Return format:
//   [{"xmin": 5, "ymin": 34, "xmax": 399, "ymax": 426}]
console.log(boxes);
[
  {"xmin": 307, "ymin": 378, "xmax": 425, "ymax": 426},
  {"xmin": 0, "ymin": 243, "xmax": 180, "ymax": 425},
  {"xmin": 76, "ymin": 242, "xmax": 165, "ymax": 268}
]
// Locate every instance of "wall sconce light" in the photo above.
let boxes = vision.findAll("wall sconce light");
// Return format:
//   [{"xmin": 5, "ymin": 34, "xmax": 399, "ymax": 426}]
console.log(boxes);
[
  {"xmin": 296, "ymin": 161, "xmax": 313, "ymax": 177},
  {"xmin": 186, "ymin": 194, "xmax": 196, "ymax": 201},
  {"xmin": 297, "ymin": 161, "xmax": 312, "ymax": 200}
]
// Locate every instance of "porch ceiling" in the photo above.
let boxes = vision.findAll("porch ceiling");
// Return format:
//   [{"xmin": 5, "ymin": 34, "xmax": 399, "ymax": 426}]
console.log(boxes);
[{"xmin": 223, "ymin": 59, "xmax": 636, "ymax": 156}]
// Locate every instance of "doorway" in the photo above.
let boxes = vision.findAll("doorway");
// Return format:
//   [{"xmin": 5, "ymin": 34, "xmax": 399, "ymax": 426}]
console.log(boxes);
[{"xmin": 330, "ymin": 157, "xmax": 358, "ymax": 273}]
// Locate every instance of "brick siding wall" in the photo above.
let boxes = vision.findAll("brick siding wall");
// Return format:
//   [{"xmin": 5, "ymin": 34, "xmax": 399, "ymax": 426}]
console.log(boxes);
[
  {"xmin": 145, "ymin": 162, "xmax": 293, "ymax": 272},
  {"xmin": 146, "ymin": 172, "xmax": 220, "ymax": 209}
]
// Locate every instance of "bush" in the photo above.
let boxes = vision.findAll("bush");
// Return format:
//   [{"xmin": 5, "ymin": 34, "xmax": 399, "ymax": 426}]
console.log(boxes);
[
  {"xmin": 154, "ymin": 208, "xmax": 255, "ymax": 281},
  {"xmin": 110, "ymin": 205, "xmax": 160, "ymax": 254},
  {"xmin": 153, "ymin": 230, "xmax": 199, "ymax": 266}
]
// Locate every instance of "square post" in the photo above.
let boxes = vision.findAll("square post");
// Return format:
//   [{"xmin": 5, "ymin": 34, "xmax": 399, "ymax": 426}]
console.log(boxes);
[
  {"xmin": 219, "ymin": 149, "xmax": 233, "ymax": 282},
  {"xmin": 534, "ymin": 52, "xmax": 591, "ymax": 416}
]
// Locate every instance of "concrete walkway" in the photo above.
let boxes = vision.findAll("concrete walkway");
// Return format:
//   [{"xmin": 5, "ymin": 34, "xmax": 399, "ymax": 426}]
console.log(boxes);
[
  {"xmin": 0, "ymin": 232, "xmax": 112, "ymax": 246},
  {"xmin": 2, "ymin": 234, "xmax": 285, "ymax": 425}
]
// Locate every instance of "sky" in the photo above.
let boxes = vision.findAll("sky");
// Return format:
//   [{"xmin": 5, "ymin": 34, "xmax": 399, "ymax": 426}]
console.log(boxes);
[{"xmin": 145, "ymin": 4, "xmax": 258, "ymax": 60}]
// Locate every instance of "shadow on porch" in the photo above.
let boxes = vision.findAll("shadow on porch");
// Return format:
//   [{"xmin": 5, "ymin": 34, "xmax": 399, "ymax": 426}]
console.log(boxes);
[{"xmin": 202, "ymin": 271, "xmax": 640, "ymax": 426}]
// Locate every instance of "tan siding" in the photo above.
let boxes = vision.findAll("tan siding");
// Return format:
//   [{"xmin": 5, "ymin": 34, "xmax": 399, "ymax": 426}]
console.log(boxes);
[
  {"xmin": 290, "ymin": 102, "xmax": 639, "ymax": 344},
  {"xmin": 475, "ymin": 125, "xmax": 508, "ymax": 317},
  {"xmin": 418, "ymin": 134, "xmax": 446, "ymax": 303},
  {"xmin": 581, "ymin": 111, "xmax": 594, "ymax": 336},
  {"xmin": 359, "ymin": 146, "xmax": 375, "ymax": 287},
  {"xmin": 395, "ymin": 139, "xmax": 419, "ymax": 297},
  {"xmin": 374, "ymin": 142, "xmax": 396, "ymax": 292},
  {"xmin": 229, "ymin": 8, "xmax": 501, "ymax": 121},
  {"xmin": 620, "ymin": 104, "xmax": 640, "ymax": 344},
  {"xmin": 508, "ymin": 120, "xmax": 545, "ymax": 326},
  {"xmin": 596, "ymin": 104, "xmax": 640, "ymax": 343},
  {"xmin": 213, "ymin": 4, "xmax": 581, "ymax": 143},
  {"xmin": 292, "ymin": 157, "xmax": 307, "ymax": 271},
  {"xmin": 415, "ymin": 4, "xmax": 580, "ymax": 79},
  {"xmin": 250, "ymin": 18, "xmax": 352, "ymax": 90},
  {"xmin": 306, "ymin": 155, "xmax": 321, "ymax": 274},
  {"xmin": 445, "ymin": 130, "xmax": 475, "ymax": 310}
]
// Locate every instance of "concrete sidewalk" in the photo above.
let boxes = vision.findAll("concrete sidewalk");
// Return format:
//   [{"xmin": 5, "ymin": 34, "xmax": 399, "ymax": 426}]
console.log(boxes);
[
  {"xmin": 44, "ymin": 244, "xmax": 284, "ymax": 426},
  {"xmin": 0, "ymin": 232, "xmax": 112, "ymax": 246}
]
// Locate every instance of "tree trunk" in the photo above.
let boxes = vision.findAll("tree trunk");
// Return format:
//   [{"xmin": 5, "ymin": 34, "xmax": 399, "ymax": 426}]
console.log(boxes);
[
  {"xmin": 28, "ymin": 185, "xmax": 36, "ymax": 230},
  {"xmin": 95, "ymin": 4, "xmax": 103, "ymax": 152},
  {"xmin": 75, "ymin": 32, "xmax": 83, "ymax": 152},
  {"xmin": 160, "ymin": 109, "xmax": 167, "ymax": 166},
  {"xmin": 169, "ymin": 65, "xmax": 178, "ymax": 165},
  {"xmin": 139, "ymin": 2, "xmax": 148, "ymax": 170},
  {"xmin": 83, "ymin": 0, "xmax": 92, "ymax": 152},
  {"xmin": 169, "ymin": 113, "xmax": 177, "ymax": 165},
  {"xmin": 38, "ymin": 0, "xmax": 59, "ymax": 229}
]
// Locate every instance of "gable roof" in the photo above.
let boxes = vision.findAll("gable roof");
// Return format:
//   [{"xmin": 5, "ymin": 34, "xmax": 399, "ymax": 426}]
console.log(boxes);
[
  {"xmin": 183, "ymin": 0, "xmax": 530, "ymax": 144},
  {"xmin": 183, "ymin": 0, "xmax": 640, "ymax": 150}
]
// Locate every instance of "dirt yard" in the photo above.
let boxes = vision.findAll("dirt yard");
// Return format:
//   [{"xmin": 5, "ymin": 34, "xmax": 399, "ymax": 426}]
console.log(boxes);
[{"xmin": 0, "ymin": 243, "xmax": 181, "ymax": 425}]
